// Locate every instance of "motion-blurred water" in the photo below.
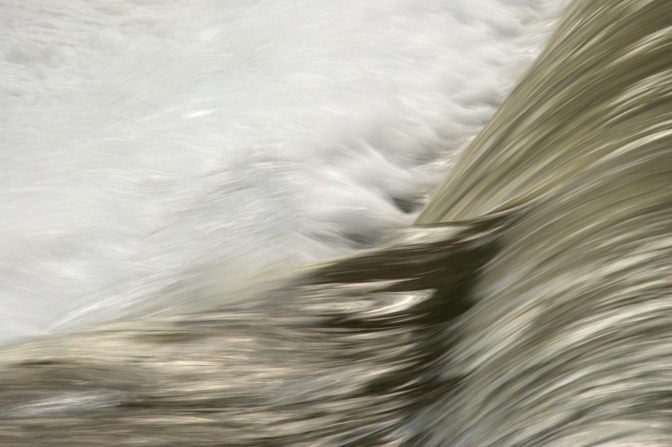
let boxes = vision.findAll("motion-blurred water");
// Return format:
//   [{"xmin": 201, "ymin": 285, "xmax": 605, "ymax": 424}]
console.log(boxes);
[
  {"xmin": 6, "ymin": 1, "xmax": 672, "ymax": 446},
  {"xmin": 1, "ymin": 0, "xmax": 561, "ymax": 342}
]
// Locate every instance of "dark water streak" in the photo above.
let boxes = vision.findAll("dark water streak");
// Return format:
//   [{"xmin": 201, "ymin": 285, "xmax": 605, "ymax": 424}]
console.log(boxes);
[{"xmin": 2, "ymin": 0, "xmax": 672, "ymax": 445}]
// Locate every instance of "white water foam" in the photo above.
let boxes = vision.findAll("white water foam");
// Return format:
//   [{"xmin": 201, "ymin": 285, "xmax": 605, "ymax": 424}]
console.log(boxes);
[{"xmin": 1, "ymin": 0, "xmax": 565, "ymax": 343}]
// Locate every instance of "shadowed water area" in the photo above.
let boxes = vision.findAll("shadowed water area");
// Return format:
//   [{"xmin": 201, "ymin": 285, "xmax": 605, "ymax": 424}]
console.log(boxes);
[{"xmin": 2, "ymin": 0, "xmax": 672, "ymax": 445}]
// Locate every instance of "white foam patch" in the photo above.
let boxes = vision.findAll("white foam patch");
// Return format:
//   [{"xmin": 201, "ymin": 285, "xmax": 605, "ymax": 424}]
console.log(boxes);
[{"xmin": 0, "ymin": 0, "xmax": 566, "ymax": 342}]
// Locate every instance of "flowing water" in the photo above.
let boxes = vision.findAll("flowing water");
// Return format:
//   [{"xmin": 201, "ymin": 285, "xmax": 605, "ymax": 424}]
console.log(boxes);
[
  {"xmin": 2, "ymin": 0, "xmax": 672, "ymax": 446},
  {"xmin": 1, "ymin": 0, "xmax": 561, "ymax": 342}
]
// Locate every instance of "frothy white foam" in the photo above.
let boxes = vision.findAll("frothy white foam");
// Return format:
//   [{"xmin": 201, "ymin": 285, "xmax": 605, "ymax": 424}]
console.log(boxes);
[{"xmin": 0, "ymin": 0, "xmax": 565, "ymax": 342}]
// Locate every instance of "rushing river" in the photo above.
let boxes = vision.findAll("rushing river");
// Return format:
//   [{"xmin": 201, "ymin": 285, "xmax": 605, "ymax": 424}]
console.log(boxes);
[{"xmin": 2, "ymin": 0, "xmax": 671, "ymax": 446}]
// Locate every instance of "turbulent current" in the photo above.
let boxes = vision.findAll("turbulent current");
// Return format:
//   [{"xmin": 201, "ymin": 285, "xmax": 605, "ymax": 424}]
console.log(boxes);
[{"xmin": 2, "ymin": 0, "xmax": 672, "ymax": 445}]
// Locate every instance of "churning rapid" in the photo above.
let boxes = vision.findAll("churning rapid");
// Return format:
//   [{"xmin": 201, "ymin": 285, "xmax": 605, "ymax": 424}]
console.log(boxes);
[{"xmin": 2, "ymin": 0, "xmax": 672, "ymax": 445}]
